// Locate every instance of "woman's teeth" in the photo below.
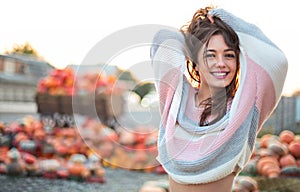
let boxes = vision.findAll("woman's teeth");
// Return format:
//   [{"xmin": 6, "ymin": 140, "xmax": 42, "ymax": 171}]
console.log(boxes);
[{"xmin": 212, "ymin": 72, "xmax": 227, "ymax": 76}]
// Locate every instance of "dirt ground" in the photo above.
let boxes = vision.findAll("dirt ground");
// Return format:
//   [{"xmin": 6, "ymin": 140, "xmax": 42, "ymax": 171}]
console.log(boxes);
[{"xmin": 0, "ymin": 167, "xmax": 168, "ymax": 192}]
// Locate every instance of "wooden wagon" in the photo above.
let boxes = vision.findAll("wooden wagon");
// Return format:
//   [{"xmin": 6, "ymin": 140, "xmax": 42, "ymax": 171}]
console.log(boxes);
[{"xmin": 35, "ymin": 93, "xmax": 124, "ymax": 128}]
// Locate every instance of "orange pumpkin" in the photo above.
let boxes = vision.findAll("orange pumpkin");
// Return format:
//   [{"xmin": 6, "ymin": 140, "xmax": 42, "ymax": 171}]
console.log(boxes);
[
  {"xmin": 266, "ymin": 167, "xmax": 281, "ymax": 178},
  {"xmin": 68, "ymin": 163, "xmax": 85, "ymax": 176},
  {"xmin": 23, "ymin": 153, "xmax": 37, "ymax": 164},
  {"xmin": 279, "ymin": 154, "xmax": 297, "ymax": 168},
  {"xmin": 294, "ymin": 135, "xmax": 300, "ymax": 142},
  {"xmin": 0, "ymin": 147, "xmax": 9, "ymax": 161},
  {"xmin": 237, "ymin": 176, "xmax": 259, "ymax": 191},
  {"xmin": 119, "ymin": 129, "xmax": 135, "ymax": 145},
  {"xmin": 257, "ymin": 156, "xmax": 279, "ymax": 175},
  {"xmin": 268, "ymin": 141, "xmax": 288, "ymax": 156},
  {"xmin": 279, "ymin": 130, "xmax": 295, "ymax": 144},
  {"xmin": 95, "ymin": 167, "xmax": 105, "ymax": 177},
  {"xmin": 133, "ymin": 150, "xmax": 148, "ymax": 163},
  {"xmin": 56, "ymin": 169, "xmax": 70, "ymax": 179},
  {"xmin": 34, "ymin": 129, "xmax": 46, "ymax": 140},
  {"xmin": 288, "ymin": 141, "xmax": 300, "ymax": 158},
  {"xmin": 261, "ymin": 163, "xmax": 281, "ymax": 177},
  {"xmin": 55, "ymin": 144, "xmax": 69, "ymax": 156},
  {"xmin": 260, "ymin": 134, "xmax": 274, "ymax": 148},
  {"xmin": 258, "ymin": 148, "xmax": 274, "ymax": 157},
  {"xmin": 97, "ymin": 141, "xmax": 114, "ymax": 158}
]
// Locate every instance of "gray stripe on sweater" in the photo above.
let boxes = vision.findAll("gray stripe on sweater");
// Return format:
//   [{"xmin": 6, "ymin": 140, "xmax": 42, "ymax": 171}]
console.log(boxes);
[{"xmin": 158, "ymin": 104, "xmax": 259, "ymax": 176}]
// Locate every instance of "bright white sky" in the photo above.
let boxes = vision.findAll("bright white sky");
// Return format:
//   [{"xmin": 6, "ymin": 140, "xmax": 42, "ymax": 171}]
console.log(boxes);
[{"xmin": 1, "ymin": 0, "xmax": 299, "ymax": 95}]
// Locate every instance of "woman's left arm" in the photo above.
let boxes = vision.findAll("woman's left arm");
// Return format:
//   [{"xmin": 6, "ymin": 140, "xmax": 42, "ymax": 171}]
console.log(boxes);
[
  {"xmin": 209, "ymin": 8, "xmax": 288, "ymax": 95},
  {"xmin": 209, "ymin": 8, "xmax": 288, "ymax": 125}
]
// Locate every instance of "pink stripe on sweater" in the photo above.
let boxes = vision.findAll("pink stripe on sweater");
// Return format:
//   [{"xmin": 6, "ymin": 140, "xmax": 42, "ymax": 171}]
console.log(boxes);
[
  {"xmin": 167, "ymin": 132, "xmax": 222, "ymax": 161},
  {"xmin": 196, "ymin": 56, "xmax": 258, "ymax": 156},
  {"xmin": 254, "ymin": 66, "xmax": 276, "ymax": 129},
  {"xmin": 165, "ymin": 115, "xmax": 176, "ymax": 141},
  {"xmin": 160, "ymin": 70, "xmax": 183, "ymax": 140},
  {"xmin": 169, "ymin": 56, "xmax": 276, "ymax": 160},
  {"xmin": 159, "ymin": 67, "xmax": 181, "ymax": 129},
  {"xmin": 203, "ymin": 56, "xmax": 275, "ymax": 156},
  {"xmin": 216, "ymin": 56, "xmax": 276, "ymax": 152}
]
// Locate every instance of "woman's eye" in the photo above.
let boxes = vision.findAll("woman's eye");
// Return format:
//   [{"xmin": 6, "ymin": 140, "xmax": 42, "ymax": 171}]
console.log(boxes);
[
  {"xmin": 205, "ymin": 54, "xmax": 215, "ymax": 58},
  {"xmin": 225, "ymin": 54, "xmax": 235, "ymax": 58}
]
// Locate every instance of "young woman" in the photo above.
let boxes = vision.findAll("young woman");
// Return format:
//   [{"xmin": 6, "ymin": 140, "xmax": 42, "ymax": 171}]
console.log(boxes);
[{"xmin": 150, "ymin": 6, "xmax": 288, "ymax": 192}]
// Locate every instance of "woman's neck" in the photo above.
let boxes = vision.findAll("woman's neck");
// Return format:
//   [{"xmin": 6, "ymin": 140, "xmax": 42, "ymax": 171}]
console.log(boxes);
[
  {"xmin": 195, "ymin": 86, "xmax": 225, "ymax": 107},
  {"xmin": 195, "ymin": 88, "xmax": 210, "ymax": 107}
]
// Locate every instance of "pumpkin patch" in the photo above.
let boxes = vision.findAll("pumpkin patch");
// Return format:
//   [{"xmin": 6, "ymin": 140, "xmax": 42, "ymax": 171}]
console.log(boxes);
[
  {"xmin": 241, "ymin": 130, "xmax": 300, "ymax": 179},
  {"xmin": 0, "ymin": 114, "xmax": 163, "ymax": 183}
]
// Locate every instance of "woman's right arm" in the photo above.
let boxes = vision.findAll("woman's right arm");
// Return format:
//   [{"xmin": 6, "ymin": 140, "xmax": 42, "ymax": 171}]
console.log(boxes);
[{"xmin": 150, "ymin": 29, "xmax": 187, "ymax": 114}]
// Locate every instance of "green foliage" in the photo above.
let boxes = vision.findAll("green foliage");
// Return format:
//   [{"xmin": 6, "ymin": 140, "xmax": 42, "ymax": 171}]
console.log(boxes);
[
  {"xmin": 132, "ymin": 82, "xmax": 155, "ymax": 101},
  {"xmin": 118, "ymin": 70, "xmax": 137, "ymax": 83},
  {"xmin": 5, "ymin": 42, "xmax": 39, "ymax": 57}
]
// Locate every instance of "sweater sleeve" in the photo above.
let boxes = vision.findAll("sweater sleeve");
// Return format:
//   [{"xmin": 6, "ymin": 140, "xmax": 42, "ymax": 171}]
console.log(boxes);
[
  {"xmin": 209, "ymin": 8, "xmax": 288, "ymax": 96},
  {"xmin": 209, "ymin": 8, "xmax": 288, "ymax": 126},
  {"xmin": 150, "ymin": 29, "xmax": 187, "ymax": 115}
]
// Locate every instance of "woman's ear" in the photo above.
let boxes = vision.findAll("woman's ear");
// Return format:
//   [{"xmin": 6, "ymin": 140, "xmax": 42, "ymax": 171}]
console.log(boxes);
[
  {"xmin": 194, "ymin": 63, "xmax": 200, "ymax": 73},
  {"xmin": 187, "ymin": 59, "xmax": 198, "ymax": 74}
]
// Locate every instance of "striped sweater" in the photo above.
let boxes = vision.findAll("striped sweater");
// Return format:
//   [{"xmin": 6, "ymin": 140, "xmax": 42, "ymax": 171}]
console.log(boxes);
[{"xmin": 150, "ymin": 8, "xmax": 288, "ymax": 184}]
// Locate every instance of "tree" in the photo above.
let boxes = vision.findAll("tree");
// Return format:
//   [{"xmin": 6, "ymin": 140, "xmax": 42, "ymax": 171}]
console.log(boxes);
[
  {"xmin": 132, "ymin": 82, "xmax": 155, "ymax": 101},
  {"xmin": 293, "ymin": 89, "xmax": 300, "ymax": 97},
  {"xmin": 5, "ymin": 42, "xmax": 40, "ymax": 58},
  {"xmin": 117, "ymin": 69, "xmax": 138, "ymax": 83},
  {"xmin": 117, "ymin": 69, "xmax": 155, "ymax": 101}
]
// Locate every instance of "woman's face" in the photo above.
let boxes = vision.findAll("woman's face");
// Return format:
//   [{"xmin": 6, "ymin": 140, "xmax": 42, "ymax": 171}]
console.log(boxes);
[{"xmin": 197, "ymin": 34, "xmax": 237, "ymax": 91}]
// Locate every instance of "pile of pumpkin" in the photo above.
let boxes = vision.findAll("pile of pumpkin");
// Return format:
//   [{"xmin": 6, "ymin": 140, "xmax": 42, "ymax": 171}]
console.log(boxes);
[
  {"xmin": 77, "ymin": 117, "xmax": 164, "ymax": 173},
  {"xmin": 0, "ymin": 116, "xmax": 106, "ymax": 183},
  {"xmin": 37, "ymin": 68, "xmax": 75, "ymax": 96},
  {"xmin": 241, "ymin": 130, "xmax": 300, "ymax": 178},
  {"xmin": 37, "ymin": 68, "xmax": 119, "ymax": 96},
  {"xmin": 0, "ymin": 115, "xmax": 164, "ymax": 183},
  {"xmin": 36, "ymin": 68, "xmax": 125, "ymax": 128}
]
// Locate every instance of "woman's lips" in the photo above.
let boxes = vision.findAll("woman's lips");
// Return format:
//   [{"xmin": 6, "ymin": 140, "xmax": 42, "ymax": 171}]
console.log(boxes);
[{"xmin": 211, "ymin": 72, "xmax": 229, "ymax": 79}]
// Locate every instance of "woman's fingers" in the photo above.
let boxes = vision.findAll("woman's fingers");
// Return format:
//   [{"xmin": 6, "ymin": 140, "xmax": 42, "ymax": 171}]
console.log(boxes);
[{"xmin": 208, "ymin": 14, "xmax": 214, "ymax": 23}]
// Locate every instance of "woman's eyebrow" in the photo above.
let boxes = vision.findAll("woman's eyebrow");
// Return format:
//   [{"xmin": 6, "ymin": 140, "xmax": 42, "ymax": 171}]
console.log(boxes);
[
  {"xmin": 206, "ymin": 48, "xmax": 234, "ymax": 52},
  {"xmin": 224, "ymin": 48, "xmax": 234, "ymax": 52},
  {"xmin": 206, "ymin": 49, "xmax": 215, "ymax": 52}
]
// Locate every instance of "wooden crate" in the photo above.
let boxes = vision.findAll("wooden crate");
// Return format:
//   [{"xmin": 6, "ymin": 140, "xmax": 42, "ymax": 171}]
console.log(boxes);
[
  {"xmin": 35, "ymin": 93, "xmax": 124, "ymax": 127},
  {"xmin": 35, "ymin": 93, "xmax": 60, "ymax": 115}
]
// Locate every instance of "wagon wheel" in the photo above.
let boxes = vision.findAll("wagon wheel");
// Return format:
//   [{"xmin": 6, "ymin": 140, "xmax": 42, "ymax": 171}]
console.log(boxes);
[
  {"xmin": 53, "ymin": 113, "xmax": 75, "ymax": 128},
  {"xmin": 40, "ymin": 115, "xmax": 55, "ymax": 133}
]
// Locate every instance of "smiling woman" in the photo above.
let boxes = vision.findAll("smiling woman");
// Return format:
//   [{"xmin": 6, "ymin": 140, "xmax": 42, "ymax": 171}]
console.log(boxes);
[
  {"xmin": 196, "ymin": 36, "xmax": 238, "ymax": 87},
  {"xmin": 150, "ymin": 6, "xmax": 288, "ymax": 192},
  {"xmin": 193, "ymin": 34, "xmax": 239, "ymax": 125},
  {"xmin": 181, "ymin": 7, "xmax": 241, "ymax": 127}
]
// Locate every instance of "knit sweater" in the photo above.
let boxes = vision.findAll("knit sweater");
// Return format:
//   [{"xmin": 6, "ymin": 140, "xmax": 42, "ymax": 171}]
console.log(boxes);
[{"xmin": 150, "ymin": 8, "xmax": 288, "ymax": 184}]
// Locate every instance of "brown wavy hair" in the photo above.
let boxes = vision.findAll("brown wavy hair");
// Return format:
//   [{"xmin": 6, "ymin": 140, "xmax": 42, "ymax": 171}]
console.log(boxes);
[{"xmin": 181, "ymin": 6, "xmax": 240, "ymax": 126}]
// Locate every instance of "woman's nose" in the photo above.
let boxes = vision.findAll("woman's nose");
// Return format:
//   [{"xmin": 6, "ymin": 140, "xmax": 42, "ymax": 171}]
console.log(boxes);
[{"xmin": 215, "ymin": 56, "xmax": 226, "ymax": 67}]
